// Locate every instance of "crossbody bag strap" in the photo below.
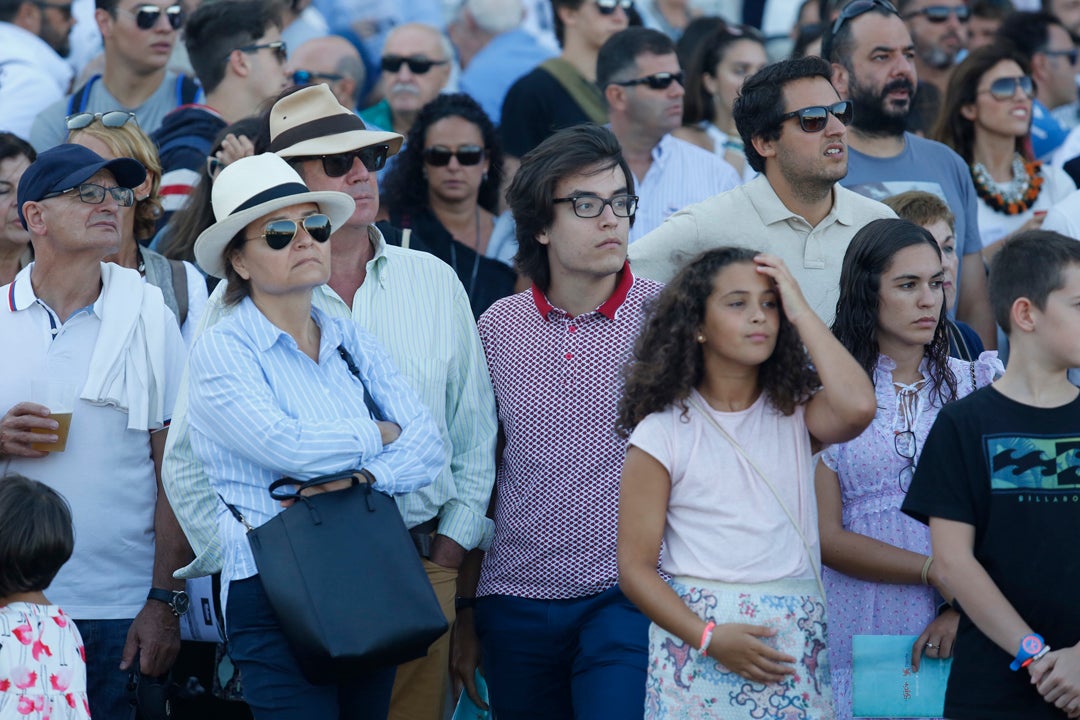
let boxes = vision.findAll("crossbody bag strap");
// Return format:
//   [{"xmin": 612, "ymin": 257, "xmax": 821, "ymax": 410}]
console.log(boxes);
[
  {"xmin": 337, "ymin": 344, "xmax": 385, "ymax": 421},
  {"xmin": 688, "ymin": 396, "xmax": 827, "ymax": 600}
]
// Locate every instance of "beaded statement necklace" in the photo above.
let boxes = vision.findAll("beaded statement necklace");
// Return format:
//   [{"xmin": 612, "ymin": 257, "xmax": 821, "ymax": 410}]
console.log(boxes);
[{"xmin": 970, "ymin": 153, "xmax": 1044, "ymax": 215}]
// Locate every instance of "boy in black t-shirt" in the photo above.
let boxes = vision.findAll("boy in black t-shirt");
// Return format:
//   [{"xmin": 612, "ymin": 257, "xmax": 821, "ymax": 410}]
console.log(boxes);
[{"xmin": 903, "ymin": 231, "xmax": 1080, "ymax": 720}]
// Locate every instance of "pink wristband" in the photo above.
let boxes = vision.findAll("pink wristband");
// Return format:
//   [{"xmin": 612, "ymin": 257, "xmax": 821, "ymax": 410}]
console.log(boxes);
[{"xmin": 699, "ymin": 620, "xmax": 717, "ymax": 651}]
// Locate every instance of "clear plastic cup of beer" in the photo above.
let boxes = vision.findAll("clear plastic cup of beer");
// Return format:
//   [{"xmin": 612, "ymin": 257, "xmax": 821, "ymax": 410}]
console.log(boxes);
[{"xmin": 29, "ymin": 379, "xmax": 77, "ymax": 453}]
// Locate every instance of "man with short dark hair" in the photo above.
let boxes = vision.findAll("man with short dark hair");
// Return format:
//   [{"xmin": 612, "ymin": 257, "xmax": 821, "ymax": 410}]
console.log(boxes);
[
  {"xmin": 824, "ymin": 0, "xmax": 997, "ymax": 346},
  {"xmin": 899, "ymin": 0, "xmax": 969, "ymax": 95},
  {"xmin": 598, "ymin": 27, "xmax": 739, "ymax": 241},
  {"xmin": 453, "ymin": 123, "xmax": 657, "ymax": 717},
  {"xmin": 0, "ymin": 0, "xmax": 75, "ymax": 140},
  {"xmin": 631, "ymin": 56, "xmax": 895, "ymax": 325},
  {"xmin": 0, "ymin": 143, "xmax": 189, "ymax": 719},
  {"xmin": 151, "ymin": 0, "xmax": 288, "ymax": 222},
  {"xmin": 30, "ymin": 0, "xmax": 202, "ymax": 150}
]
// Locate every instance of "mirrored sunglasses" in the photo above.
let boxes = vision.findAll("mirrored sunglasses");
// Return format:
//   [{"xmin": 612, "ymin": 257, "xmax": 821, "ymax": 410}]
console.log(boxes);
[
  {"xmin": 123, "ymin": 4, "xmax": 184, "ymax": 30},
  {"xmin": 252, "ymin": 214, "xmax": 333, "ymax": 250},
  {"xmin": 595, "ymin": 0, "xmax": 632, "ymax": 13},
  {"xmin": 553, "ymin": 193, "xmax": 638, "ymax": 219},
  {"xmin": 422, "ymin": 145, "xmax": 485, "ymax": 167},
  {"xmin": 380, "ymin": 55, "xmax": 448, "ymax": 74},
  {"xmin": 903, "ymin": 5, "xmax": 970, "ymax": 22},
  {"xmin": 611, "ymin": 71, "xmax": 684, "ymax": 90},
  {"xmin": 779, "ymin": 100, "xmax": 853, "ymax": 132},
  {"xmin": 66, "ymin": 110, "xmax": 138, "ymax": 130},
  {"xmin": 43, "ymin": 182, "xmax": 135, "ymax": 207},
  {"xmin": 293, "ymin": 145, "xmax": 390, "ymax": 177},
  {"xmin": 292, "ymin": 69, "xmax": 344, "ymax": 85},
  {"xmin": 981, "ymin": 75, "xmax": 1035, "ymax": 100}
]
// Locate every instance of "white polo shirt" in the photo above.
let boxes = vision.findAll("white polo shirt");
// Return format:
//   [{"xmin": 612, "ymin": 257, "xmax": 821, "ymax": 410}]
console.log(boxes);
[{"xmin": 0, "ymin": 265, "xmax": 185, "ymax": 619}]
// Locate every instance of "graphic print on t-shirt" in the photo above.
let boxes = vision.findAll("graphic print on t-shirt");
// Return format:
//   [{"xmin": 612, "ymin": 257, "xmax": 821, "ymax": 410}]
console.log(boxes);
[{"xmin": 987, "ymin": 433, "xmax": 1080, "ymax": 494}]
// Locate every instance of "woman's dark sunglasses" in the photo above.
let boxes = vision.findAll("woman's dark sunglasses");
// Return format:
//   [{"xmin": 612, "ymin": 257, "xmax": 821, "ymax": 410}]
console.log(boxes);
[
  {"xmin": 611, "ymin": 71, "xmax": 684, "ymax": 90},
  {"xmin": 251, "ymin": 214, "xmax": 333, "ymax": 250},
  {"xmin": 779, "ymin": 100, "xmax": 853, "ymax": 132},
  {"xmin": 294, "ymin": 146, "xmax": 390, "ymax": 177},
  {"xmin": 595, "ymin": 0, "xmax": 632, "ymax": 13},
  {"xmin": 902, "ymin": 4, "xmax": 970, "ymax": 22},
  {"xmin": 980, "ymin": 75, "xmax": 1035, "ymax": 100},
  {"xmin": 124, "ymin": 4, "xmax": 184, "ymax": 30},
  {"xmin": 380, "ymin": 55, "xmax": 449, "ymax": 74},
  {"xmin": 66, "ymin": 110, "xmax": 138, "ymax": 130},
  {"xmin": 422, "ymin": 145, "xmax": 485, "ymax": 167}
]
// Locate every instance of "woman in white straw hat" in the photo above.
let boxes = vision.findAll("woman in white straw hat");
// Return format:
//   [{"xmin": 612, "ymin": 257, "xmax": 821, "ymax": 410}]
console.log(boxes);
[{"xmin": 185, "ymin": 152, "xmax": 444, "ymax": 719}]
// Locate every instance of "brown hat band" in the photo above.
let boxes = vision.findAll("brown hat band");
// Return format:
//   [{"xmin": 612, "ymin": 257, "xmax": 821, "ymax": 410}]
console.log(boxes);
[{"xmin": 270, "ymin": 114, "xmax": 369, "ymax": 154}]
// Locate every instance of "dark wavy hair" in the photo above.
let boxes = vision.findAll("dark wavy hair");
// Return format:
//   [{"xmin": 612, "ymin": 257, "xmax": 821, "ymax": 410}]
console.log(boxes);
[
  {"xmin": 832, "ymin": 218, "xmax": 957, "ymax": 405},
  {"xmin": 682, "ymin": 23, "xmax": 766, "ymax": 126},
  {"xmin": 0, "ymin": 474, "xmax": 74, "ymax": 597},
  {"xmin": 931, "ymin": 44, "xmax": 1032, "ymax": 163},
  {"xmin": 381, "ymin": 93, "xmax": 503, "ymax": 215},
  {"xmin": 617, "ymin": 247, "xmax": 820, "ymax": 437}
]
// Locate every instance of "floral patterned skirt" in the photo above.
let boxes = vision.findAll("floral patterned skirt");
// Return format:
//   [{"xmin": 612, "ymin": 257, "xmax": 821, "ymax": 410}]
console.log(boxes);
[{"xmin": 646, "ymin": 576, "xmax": 835, "ymax": 720}]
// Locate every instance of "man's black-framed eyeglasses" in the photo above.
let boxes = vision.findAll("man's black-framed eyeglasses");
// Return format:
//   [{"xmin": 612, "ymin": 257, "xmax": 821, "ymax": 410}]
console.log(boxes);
[
  {"xmin": 42, "ymin": 183, "xmax": 135, "ymax": 207},
  {"xmin": 902, "ymin": 4, "xmax": 970, "ymax": 22},
  {"xmin": 553, "ymin": 194, "xmax": 638, "ymax": 219},
  {"xmin": 290, "ymin": 145, "xmax": 390, "ymax": 177},
  {"xmin": 779, "ymin": 101, "xmax": 853, "ymax": 132},
  {"xmin": 611, "ymin": 71, "xmax": 684, "ymax": 90},
  {"xmin": 232, "ymin": 40, "xmax": 287, "ymax": 64},
  {"xmin": 831, "ymin": 0, "xmax": 899, "ymax": 37},
  {"xmin": 120, "ymin": 3, "xmax": 183, "ymax": 29}
]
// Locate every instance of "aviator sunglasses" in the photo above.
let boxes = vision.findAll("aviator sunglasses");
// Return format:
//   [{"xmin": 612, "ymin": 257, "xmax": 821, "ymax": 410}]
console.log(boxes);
[
  {"xmin": 779, "ymin": 100, "xmax": 853, "ymax": 132},
  {"xmin": 611, "ymin": 71, "xmax": 684, "ymax": 90},
  {"xmin": 292, "ymin": 145, "xmax": 390, "ymax": 177},
  {"xmin": 903, "ymin": 5, "xmax": 970, "ymax": 22},
  {"xmin": 979, "ymin": 75, "xmax": 1035, "ymax": 100},
  {"xmin": 422, "ymin": 145, "xmax": 485, "ymax": 166},
  {"xmin": 250, "ymin": 214, "xmax": 333, "ymax": 250},
  {"xmin": 380, "ymin": 55, "xmax": 448, "ymax": 74},
  {"xmin": 121, "ymin": 4, "xmax": 184, "ymax": 30}
]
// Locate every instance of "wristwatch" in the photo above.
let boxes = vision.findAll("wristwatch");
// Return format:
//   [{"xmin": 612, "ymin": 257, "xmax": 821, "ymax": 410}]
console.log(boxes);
[
  {"xmin": 147, "ymin": 588, "xmax": 190, "ymax": 617},
  {"xmin": 1009, "ymin": 633, "xmax": 1046, "ymax": 671}
]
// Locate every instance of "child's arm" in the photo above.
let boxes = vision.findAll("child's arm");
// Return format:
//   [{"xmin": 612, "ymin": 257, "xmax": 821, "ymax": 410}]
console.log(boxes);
[
  {"xmin": 753, "ymin": 254, "xmax": 876, "ymax": 445},
  {"xmin": 618, "ymin": 447, "xmax": 796, "ymax": 685}
]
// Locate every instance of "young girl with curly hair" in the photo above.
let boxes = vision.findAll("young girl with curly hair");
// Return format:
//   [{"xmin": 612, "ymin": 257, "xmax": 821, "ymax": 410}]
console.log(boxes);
[
  {"xmin": 617, "ymin": 247, "xmax": 876, "ymax": 719},
  {"xmin": 815, "ymin": 219, "xmax": 1002, "ymax": 720}
]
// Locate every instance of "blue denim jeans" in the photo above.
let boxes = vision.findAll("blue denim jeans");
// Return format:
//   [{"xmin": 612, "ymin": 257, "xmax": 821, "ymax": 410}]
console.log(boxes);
[
  {"xmin": 474, "ymin": 586, "xmax": 649, "ymax": 719},
  {"xmin": 75, "ymin": 618, "xmax": 134, "ymax": 719},
  {"xmin": 225, "ymin": 575, "xmax": 395, "ymax": 720}
]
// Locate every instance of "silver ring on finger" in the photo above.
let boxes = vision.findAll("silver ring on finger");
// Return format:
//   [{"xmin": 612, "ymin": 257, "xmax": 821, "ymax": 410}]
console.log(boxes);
[{"xmin": 925, "ymin": 642, "xmax": 937, "ymax": 650}]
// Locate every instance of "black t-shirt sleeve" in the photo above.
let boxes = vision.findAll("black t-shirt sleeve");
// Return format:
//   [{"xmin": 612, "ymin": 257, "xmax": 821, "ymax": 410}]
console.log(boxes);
[{"xmin": 902, "ymin": 401, "xmax": 981, "ymax": 527}]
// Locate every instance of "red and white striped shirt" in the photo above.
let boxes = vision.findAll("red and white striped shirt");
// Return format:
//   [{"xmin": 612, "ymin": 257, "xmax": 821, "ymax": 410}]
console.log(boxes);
[{"xmin": 476, "ymin": 265, "xmax": 663, "ymax": 599}]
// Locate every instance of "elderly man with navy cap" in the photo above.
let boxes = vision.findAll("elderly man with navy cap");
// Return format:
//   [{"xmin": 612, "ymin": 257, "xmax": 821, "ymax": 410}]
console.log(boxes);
[{"xmin": 0, "ymin": 144, "xmax": 190, "ymax": 718}]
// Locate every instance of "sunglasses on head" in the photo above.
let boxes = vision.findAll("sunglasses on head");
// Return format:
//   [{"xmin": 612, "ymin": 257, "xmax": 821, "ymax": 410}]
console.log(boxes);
[
  {"xmin": 980, "ymin": 75, "xmax": 1035, "ymax": 100},
  {"xmin": 595, "ymin": 0, "xmax": 633, "ymax": 13},
  {"xmin": 122, "ymin": 4, "xmax": 183, "ymax": 30},
  {"xmin": 291, "ymin": 69, "xmax": 344, "ymax": 85},
  {"xmin": 611, "ymin": 71, "xmax": 684, "ymax": 90},
  {"xmin": 66, "ymin": 110, "xmax": 138, "ymax": 130},
  {"xmin": 779, "ymin": 100, "xmax": 853, "ymax": 132},
  {"xmin": 251, "ymin": 214, "xmax": 333, "ymax": 250},
  {"xmin": 293, "ymin": 145, "xmax": 390, "ymax": 177},
  {"xmin": 234, "ymin": 40, "xmax": 288, "ymax": 64},
  {"xmin": 903, "ymin": 4, "xmax": 970, "ymax": 21},
  {"xmin": 422, "ymin": 145, "xmax": 485, "ymax": 167},
  {"xmin": 380, "ymin": 55, "xmax": 448, "ymax": 74},
  {"xmin": 831, "ymin": 0, "xmax": 899, "ymax": 36}
]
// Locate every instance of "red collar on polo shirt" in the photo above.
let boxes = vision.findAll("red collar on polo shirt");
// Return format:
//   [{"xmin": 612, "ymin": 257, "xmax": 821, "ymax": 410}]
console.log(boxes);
[{"xmin": 530, "ymin": 261, "xmax": 635, "ymax": 321}]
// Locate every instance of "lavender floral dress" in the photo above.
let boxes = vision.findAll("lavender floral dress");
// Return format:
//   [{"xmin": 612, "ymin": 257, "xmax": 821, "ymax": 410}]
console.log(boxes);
[{"xmin": 821, "ymin": 353, "xmax": 1001, "ymax": 720}]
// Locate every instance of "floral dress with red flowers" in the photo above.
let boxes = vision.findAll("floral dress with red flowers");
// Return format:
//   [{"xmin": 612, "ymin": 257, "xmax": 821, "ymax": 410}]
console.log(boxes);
[{"xmin": 0, "ymin": 602, "xmax": 91, "ymax": 718}]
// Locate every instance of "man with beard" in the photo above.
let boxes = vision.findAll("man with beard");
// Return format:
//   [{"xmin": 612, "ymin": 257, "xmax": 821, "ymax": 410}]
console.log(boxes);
[
  {"xmin": 598, "ymin": 27, "xmax": 739, "ymax": 242},
  {"xmin": 630, "ymin": 56, "xmax": 895, "ymax": 325},
  {"xmin": 0, "ymin": 0, "xmax": 74, "ymax": 140},
  {"xmin": 900, "ymin": 0, "xmax": 968, "ymax": 93},
  {"xmin": 824, "ymin": 0, "xmax": 997, "ymax": 348}
]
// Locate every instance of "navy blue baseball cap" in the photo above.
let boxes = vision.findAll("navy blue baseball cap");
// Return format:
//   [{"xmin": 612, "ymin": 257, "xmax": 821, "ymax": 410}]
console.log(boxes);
[{"xmin": 18, "ymin": 143, "xmax": 146, "ymax": 229}]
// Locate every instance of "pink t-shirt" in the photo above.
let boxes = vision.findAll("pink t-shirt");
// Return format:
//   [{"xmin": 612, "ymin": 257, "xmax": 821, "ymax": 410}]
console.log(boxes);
[{"xmin": 629, "ymin": 389, "xmax": 819, "ymax": 583}]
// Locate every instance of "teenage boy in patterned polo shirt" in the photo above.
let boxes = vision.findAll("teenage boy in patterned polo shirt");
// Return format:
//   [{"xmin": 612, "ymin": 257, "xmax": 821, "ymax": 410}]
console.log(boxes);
[{"xmin": 450, "ymin": 123, "xmax": 663, "ymax": 718}]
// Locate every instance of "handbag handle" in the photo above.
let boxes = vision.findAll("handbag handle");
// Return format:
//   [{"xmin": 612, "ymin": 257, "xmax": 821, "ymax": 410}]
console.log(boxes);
[
  {"xmin": 687, "ymin": 395, "xmax": 827, "ymax": 600},
  {"xmin": 267, "ymin": 470, "xmax": 375, "ymax": 502}
]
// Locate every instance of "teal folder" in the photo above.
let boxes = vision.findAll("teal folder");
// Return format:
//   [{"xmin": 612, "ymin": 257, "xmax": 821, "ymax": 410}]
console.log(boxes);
[{"xmin": 852, "ymin": 634, "xmax": 952, "ymax": 718}]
